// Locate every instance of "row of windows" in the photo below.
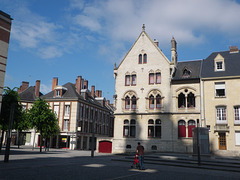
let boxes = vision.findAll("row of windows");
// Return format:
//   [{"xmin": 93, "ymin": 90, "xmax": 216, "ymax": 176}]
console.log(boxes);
[
  {"xmin": 125, "ymin": 72, "xmax": 161, "ymax": 86},
  {"xmin": 123, "ymin": 119, "xmax": 196, "ymax": 138},
  {"xmin": 124, "ymin": 91, "xmax": 196, "ymax": 110},
  {"xmin": 124, "ymin": 94, "xmax": 162, "ymax": 110},
  {"xmin": 216, "ymin": 106, "xmax": 240, "ymax": 124}
]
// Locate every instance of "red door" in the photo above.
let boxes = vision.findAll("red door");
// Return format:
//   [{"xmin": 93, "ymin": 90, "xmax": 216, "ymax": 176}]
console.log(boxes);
[{"xmin": 99, "ymin": 141, "xmax": 112, "ymax": 153}]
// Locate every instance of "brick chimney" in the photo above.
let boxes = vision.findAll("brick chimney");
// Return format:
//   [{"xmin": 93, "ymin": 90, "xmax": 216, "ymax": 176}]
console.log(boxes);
[
  {"xmin": 75, "ymin": 76, "xmax": 82, "ymax": 94},
  {"xmin": 96, "ymin": 90, "xmax": 102, "ymax": 97},
  {"xmin": 84, "ymin": 80, "xmax": 88, "ymax": 89},
  {"xmin": 52, "ymin": 77, "xmax": 58, "ymax": 90},
  {"xmin": 229, "ymin": 46, "xmax": 239, "ymax": 53},
  {"xmin": 91, "ymin": 85, "xmax": 95, "ymax": 97},
  {"xmin": 35, "ymin": 80, "xmax": 40, "ymax": 98},
  {"xmin": 81, "ymin": 78, "xmax": 84, "ymax": 91},
  {"xmin": 18, "ymin": 81, "xmax": 29, "ymax": 93}
]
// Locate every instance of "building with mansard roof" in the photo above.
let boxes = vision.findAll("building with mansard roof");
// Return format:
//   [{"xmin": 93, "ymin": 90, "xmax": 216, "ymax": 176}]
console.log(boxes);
[{"xmin": 18, "ymin": 76, "xmax": 114, "ymax": 152}]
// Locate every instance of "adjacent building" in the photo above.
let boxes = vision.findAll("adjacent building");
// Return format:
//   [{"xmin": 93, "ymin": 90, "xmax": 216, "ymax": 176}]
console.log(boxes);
[
  {"xmin": 18, "ymin": 76, "xmax": 114, "ymax": 152},
  {"xmin": 201, "ymin": 47, "xmax": 240, "ymax": 154},
  {"xmin": 0, "ymin": 10, "xmax": 12, "ymax": 113}
]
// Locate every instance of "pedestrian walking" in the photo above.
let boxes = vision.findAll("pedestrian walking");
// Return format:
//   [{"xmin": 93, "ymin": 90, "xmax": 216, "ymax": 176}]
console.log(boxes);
[{"xmin": 136, "ymin": 142, "xmax": 145, "ymax": 170}]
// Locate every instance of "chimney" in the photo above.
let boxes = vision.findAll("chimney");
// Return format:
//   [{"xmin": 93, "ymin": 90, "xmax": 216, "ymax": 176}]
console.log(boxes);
[
  {"xmin": 52, "ymin": 77, "xmax": 58, "ymax": 90},
  {"xmin": 154, "ymin": 39, "xmax": 159, "ymax": 47},
  {"xmin": 96, "ymin": 90, "xmax": 102, "ymax": 97},
  {"xmin": 229, "ymin": 46, "xmax": 239, "ymax": 53},
  {"xmin": 91, "ymin": 85, "xmax": 95, "ymax": 97},
  {"xmin": 18, "ymin": 81, "xmax": 29, "ymax": 93},
  {"xmin": 75, "ymin": 76, "xmax": 82, "ymax": 94},
  {"xmin": 35, "ymin": 80, "xmax": 40, "ymax": 98},
  {"xmin": 84, "ymin": 80, "xmax": 88, "ymax": 89},
  {"xmin": 81, "ymin": 79, "xmax": 84, "ymax": 91}
]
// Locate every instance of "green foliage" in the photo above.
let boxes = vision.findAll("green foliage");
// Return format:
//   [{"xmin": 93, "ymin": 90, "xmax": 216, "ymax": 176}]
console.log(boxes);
[
  {"xmin": 28, "ymin": 98, "xmax": 59, "ymax": 138},
  {"xmin": 0, "ymin": 87, "xmax": 24, "ymax": 131}
]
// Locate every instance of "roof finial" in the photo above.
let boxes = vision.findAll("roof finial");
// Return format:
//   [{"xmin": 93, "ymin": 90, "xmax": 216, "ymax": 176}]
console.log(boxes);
[{"xmin": 142, "ymin": 24, "xmax": 145, "ymax": 31}]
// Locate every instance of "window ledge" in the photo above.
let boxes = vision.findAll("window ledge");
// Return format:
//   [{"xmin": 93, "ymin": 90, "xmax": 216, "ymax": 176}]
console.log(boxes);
[{"xmin": 215, "ymin": 96, "xmax": 226, "ymax": 98}]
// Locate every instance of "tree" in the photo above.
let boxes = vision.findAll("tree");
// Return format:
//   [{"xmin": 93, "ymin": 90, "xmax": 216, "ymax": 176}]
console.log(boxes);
[
  {"xmin": 28, "ymin": 98, "xmax": 59, "ymax": 152},
  {"xmin": 0, "ymin": 87, "xmax": 26, "ymax": 151}
]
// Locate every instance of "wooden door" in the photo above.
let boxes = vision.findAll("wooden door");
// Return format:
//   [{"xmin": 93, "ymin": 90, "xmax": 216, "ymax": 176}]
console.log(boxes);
[{"xmin": 219, "ymin": 133, "xmax": 227, "ymax": 150}]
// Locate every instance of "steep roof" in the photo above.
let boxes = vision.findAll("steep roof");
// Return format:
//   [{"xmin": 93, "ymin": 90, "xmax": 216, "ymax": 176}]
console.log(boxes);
[
  {"xmin": 201, "ymin": 51, "xmax": 240, "ymax": 78},
  {"xmin": 19, "ymin": 86, "xmax": 43, "ymax": 102},
  {"xmin": 115, "ymin": 27, "xmax": 170, "ymax": 70},
  {"xmin": 41, "ymin": 82, "xmax": 82, "ymax": 100},
  {"xmin": 172, "ymin": 60, "xmax": 202, "ymax": 81}
]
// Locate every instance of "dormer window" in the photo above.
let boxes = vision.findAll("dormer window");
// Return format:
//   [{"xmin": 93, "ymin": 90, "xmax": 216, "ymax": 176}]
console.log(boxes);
[
  {"xmin": 54, "ymin": 85, "xmax": 67, "ymax": 98},
  {"xmin": 182, "ymin": 69, "xmax": 191, "ymax": 78},
  {"xmin": 216, "ymin": 62, "xmax": 223, "ymax": 70},
  {"xmin": 214, "ymin": 54, "xmax": 225, "ymax": 71},
  {"xmin": 56, "ymin": 90, "xmax": 60, "ymax": 97}
]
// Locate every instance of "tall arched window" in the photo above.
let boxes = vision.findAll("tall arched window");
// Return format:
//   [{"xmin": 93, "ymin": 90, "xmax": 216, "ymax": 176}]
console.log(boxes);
[
  {"xmin": 123, "ymin": 120, "xmax": 129, "ymax": 137},
  {"xmin": 139, "ymin": 54, "xmax": 142, "ymax": 64},
  {"xmin": 148, "ymin": 119, "xmax": 161, "ymax": 138},
  {"xmin": 149, "ymin": 95, "xmax": 155, "ymax": 109},
  {"xmin": 143, "ymin": 54, "xmax": 147, "ymax": 63},
  {"xmin": 187, "ymin": 92, "xmax": 195, "ymax": 108},
  {"xmin": 156, "ymin": 94, "xmax": 161, "ymax": 109},
  {"xmin": 131, "ymin": 96, "xmax": 136, "ymax": 109},
  {"xmin": 188, "ymin": 120, "xmax": 195, "ymax": 137},
  {"xmin": 178, "ymin": 93, "xmax": 186, "ymax": 108},
  {"xmin": 125, "ymin": 96, "xmax": 130, "ymax": 109},
  {"xmin": 148, "ymin": 119, "xmax": 154, "ymax": 137},
  {"xmin": 178, "ymin": 120, "xmax": 186, "ymax": 138},
  {"xmin": 155, "ymin": 119, "xmax": 161, "ymax": 138},
  {"xmin": 130, "ymin": 119, "xmax": 136, "ymax": 137}
]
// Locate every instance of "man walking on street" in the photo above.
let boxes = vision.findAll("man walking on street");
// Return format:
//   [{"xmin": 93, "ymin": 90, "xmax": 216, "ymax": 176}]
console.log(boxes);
[{"xmin": 136, "ymin": 142, "xmax": 145, "ymax": 170}]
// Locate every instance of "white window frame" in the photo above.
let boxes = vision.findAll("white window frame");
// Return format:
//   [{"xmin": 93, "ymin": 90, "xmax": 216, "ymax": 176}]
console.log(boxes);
[
  {"xmin": 235, "ymin": 131, "xmax": 240, "ymax": 145},
  {"xmin": 63, "ymin": 119, "xmax": 69, "ymax": 131},
  {"xmin": 234, "ymin": 106, "xmax": 240, "ymax": 124},
  {"xmin": 65, "ymin": 105, "xmax": 70, "ymax": 117},
  {"xmin": 216, "ymin": 106, "xmax": 227, "ymax": 124},
  {"xmin": 215, "ymin": 82, "xmax": 225, "ymax": 97}
]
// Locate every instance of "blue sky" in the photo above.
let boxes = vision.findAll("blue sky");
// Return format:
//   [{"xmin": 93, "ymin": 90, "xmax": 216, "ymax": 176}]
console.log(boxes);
[{"xmin": 2, "ymin": 0, "xmax": 240, "ymax": 102}]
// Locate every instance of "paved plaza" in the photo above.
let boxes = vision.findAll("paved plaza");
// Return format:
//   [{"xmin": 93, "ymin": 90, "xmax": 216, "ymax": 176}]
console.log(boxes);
[{"xmin": 0, "ymin": 146, "xmax": 240, "ymax": 180}]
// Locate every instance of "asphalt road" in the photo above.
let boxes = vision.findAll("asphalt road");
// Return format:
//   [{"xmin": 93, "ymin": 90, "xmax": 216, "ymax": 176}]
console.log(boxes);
[{"xmin": 0, "ymin": 147, "xmax": 240, "ymax": 180}]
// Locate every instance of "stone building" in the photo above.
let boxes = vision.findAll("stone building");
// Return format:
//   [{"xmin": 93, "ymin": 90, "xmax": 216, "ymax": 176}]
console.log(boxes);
[
  {"xmin": 112, "ymin": 25, "xmax": 200, "ymax": 153},
  {"xmin": 201, "ymin": 47, "xmax": 240, "ymax": 155}
]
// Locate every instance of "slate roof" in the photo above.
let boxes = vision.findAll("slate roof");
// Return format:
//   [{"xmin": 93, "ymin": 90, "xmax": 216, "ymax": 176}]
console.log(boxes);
[
  {"xmin": 172, "ymin": 60, "xmax": 202, "ymax": 81},
  {"xmin": 201, "ymin": 51, "xmax": 240, "ymax": 78},
  {"xmin": 41, "ymin": 82, "xmax": 109, "ymax": 110},
  {"xmin": 41, "ymin": 82, "xmax": 82, "ymax": 100},
  {"xmin": 19, "ymin": 86, "xmax": 43, "ymax": 102}
]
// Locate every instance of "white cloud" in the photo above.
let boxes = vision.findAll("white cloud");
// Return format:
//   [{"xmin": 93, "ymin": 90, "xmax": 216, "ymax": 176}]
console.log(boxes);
[
  {"xmin": 70, "ymin": 0, "xmax": 240, "ymax": 45},
  {"xmin": 40, "ymin": 84, "xmax": 52, "ymax": 94}
]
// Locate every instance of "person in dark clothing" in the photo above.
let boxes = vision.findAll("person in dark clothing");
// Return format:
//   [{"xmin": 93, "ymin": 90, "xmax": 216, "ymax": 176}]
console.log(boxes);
[{"xmin": 136, "ymin": 142, "xmax": 145, "ymax": 170}]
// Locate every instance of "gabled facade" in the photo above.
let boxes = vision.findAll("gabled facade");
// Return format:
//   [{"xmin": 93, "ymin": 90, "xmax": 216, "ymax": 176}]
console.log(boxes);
[{"xmin": 112, "ymin": 26, "xmax": 200, "ymax": 153}]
